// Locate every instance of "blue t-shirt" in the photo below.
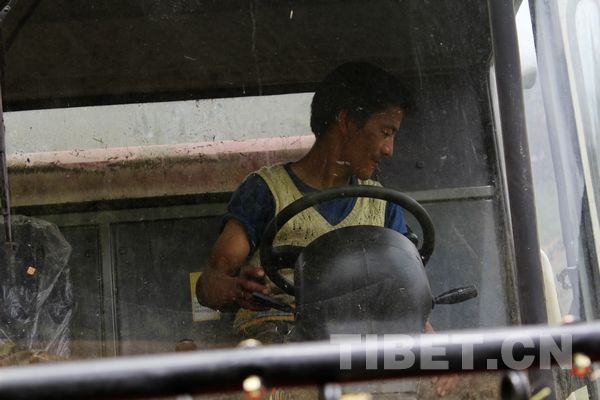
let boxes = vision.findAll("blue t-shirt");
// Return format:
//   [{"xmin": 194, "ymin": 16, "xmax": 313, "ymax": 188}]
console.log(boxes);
[{"xmin": 222, "ymin": 164, "xmax": 408, "ymax": 252}]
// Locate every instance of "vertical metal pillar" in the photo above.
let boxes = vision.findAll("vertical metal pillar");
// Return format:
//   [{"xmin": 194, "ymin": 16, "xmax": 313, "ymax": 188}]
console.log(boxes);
[
  {"xmin": 488, "ymin": 0, "xmax": 548, "ymax": 327},
  {"xmin": 0, "ymin": 3, "xmax": 12, "ymax": 244},
  {"xmin": 488, "ymin": 0, "xmax": 554, "ymax": 397},
  {"xmin": 100, "ymin": 223, "xmax": 119, "ymax": 357}
]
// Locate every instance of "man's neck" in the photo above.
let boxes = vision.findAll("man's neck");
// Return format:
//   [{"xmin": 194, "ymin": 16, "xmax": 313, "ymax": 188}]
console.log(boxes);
[{"xmin": 290, "ymin": 136, "xmax": 352, "ymax": 189}]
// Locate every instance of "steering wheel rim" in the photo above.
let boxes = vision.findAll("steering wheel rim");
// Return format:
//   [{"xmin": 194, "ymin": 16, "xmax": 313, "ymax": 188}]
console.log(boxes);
[{"xmin": 259, "ymin": 185, "xmax": 435, "ymax": 295}]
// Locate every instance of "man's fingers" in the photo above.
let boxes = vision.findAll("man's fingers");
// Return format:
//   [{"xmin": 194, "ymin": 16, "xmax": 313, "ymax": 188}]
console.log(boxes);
[
  {"xmin": 238, "ymin": 266, "xmax": 269, "ymax": 294},
  {"xmin": 238, "ymin": 278, "xmax": 269, "ymax": 294},
  {"xmin": 240, "ymin": 265, "xmax": 265, "ymax": 279},
  {"xmin": 235, "ymin": 266, "xmax": 271, "ymax": 310}
]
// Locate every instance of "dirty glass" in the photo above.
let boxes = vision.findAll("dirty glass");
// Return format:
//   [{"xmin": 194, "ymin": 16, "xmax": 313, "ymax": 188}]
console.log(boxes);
[
  {"xmin": 520, "ymin": 0, "xmax": 600, "ymax": 397},
  {"xmin": 1, "ymin": 0, "xmax": 594, "ymax": 399},
  {"xmin": 523, "ymin": 0, "xmax": 600, "ymax": 325}
]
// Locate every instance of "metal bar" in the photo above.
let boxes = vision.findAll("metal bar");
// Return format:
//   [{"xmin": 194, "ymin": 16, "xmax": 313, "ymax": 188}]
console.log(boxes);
[
  {"xmin": 0, "ymin": 53, "xmax": 11, "ymax": 243},
  {"xmin": 99, "ymin": 224, "xmax": 118, "ymax": 357},
  {"xmin": 0, "ymin": 0, "xmax": 42, "ymax": 243},
  {"xmin": 0, "ymin": 322, "xmax": 598, "ymax": 400},
  {"xmin": 33, "ymin": 186, "xmax": 492, "ymax": 228},
  {"xmin": 488, "ymin": 0, "xmax": 555, "ymax": 396},
  {"xmin": 38, "ymin": 203, "xmax": 228, "ymax": 227},
  {"xmin": 488, "ymin": 0, "xmax": 547, "ymax": 326},
  {"xmin": 408, "ymin": 186, "xmax": 494, "ymax": 203}
]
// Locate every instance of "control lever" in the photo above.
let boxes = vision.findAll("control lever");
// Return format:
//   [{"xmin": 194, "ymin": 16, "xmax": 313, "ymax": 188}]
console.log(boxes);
[
  {"xmin": 251, "ymin": 292, "xmax": 294, "ymax": 313},
  {"xmin": 252, "ymin": 285, "xmax": 476, "ymax": 312},
  {"xmin": 434, "ymin": 285, "xmax": 478, "ymax": 305}
]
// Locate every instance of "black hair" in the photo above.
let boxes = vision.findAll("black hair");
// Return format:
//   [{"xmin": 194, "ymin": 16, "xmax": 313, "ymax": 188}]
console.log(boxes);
[{"xmin": 310, "ymin": 62, "xmax": 412, "ymax": 138}]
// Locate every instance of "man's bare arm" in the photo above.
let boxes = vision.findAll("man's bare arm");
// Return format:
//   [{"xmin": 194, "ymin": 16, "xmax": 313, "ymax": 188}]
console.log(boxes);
[{"xmin": 196, "ymin": 219, "xmax": 270, "ymax": 311}]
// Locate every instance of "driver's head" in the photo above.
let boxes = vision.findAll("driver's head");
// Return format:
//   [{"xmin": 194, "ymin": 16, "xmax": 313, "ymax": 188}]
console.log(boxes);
[{"xmin": 310, "ymin": 62, "xmax": 412, "ymax": 139}]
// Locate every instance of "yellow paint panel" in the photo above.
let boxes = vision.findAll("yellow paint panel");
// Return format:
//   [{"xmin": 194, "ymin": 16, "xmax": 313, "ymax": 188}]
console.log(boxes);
[{"xmin": 190, "ymin": 272, "xmax": 221, "ymax": 322}]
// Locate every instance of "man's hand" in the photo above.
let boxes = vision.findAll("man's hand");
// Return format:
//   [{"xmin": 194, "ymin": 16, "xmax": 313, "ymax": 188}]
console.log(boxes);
[{"xmin": 234, "ymin": 265, "xmax": 271, "ymax": 311}]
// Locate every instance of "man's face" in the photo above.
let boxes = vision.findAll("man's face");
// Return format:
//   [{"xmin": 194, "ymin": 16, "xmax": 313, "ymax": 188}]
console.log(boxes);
[{"xmin": 343, "ymin": 105, "xmax": 404, "ymax": 180}]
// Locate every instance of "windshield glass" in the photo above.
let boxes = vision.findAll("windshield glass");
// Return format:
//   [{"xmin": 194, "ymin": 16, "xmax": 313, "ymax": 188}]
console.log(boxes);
[{"xmin": 0, "ymin": 1, "xmax": 598, "ymax": 399}]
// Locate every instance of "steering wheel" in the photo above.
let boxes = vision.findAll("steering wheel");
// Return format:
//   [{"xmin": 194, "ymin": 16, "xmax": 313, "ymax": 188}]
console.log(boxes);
[{"xmin": 259, "ymin": 185, "xmax": 435, "ymax": 296}]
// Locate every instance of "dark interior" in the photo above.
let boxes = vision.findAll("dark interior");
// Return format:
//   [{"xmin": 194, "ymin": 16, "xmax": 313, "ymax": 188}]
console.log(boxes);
[{"xmin": 1, "ymin": 0, "xmax": 490, "ymax": 110}]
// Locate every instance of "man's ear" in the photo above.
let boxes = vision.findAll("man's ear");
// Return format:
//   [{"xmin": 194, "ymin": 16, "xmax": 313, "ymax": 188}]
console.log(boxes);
[{"xmin": 336, "ymin": 110, "xmax": 357, "ymax": 136}]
